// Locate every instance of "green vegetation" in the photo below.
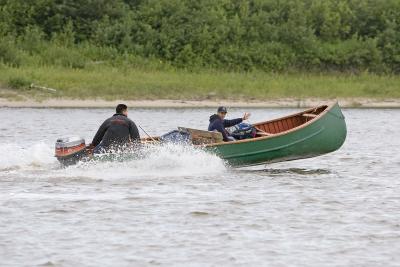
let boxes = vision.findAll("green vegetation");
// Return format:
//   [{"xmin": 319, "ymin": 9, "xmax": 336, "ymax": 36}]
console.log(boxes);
[
  {"xmin": 1, "ymin": 65, "xmax": 399, "ymax": 100},
  {"xmin": 0, "ymin": 0, "xmax": 399, "ymax": 100}
]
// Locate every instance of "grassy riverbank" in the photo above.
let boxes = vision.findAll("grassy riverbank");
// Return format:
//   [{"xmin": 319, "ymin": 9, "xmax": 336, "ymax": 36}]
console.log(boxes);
[
  {"xmin": 1, "ymin": 0, "xmax": 400, "ymax": 105},
  {"xmin": 1, "ymin": 65, "xmax": 399, "ymax": 101}
]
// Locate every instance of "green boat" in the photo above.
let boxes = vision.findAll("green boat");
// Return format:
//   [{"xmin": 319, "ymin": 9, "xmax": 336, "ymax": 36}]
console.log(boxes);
[
  {"xmin": 55, "ymin": 102, "xmax": 346, "ymax": 167},
  {"xmin": 199, "ymin": 102, "xmax": 347, "ymax": 166}
]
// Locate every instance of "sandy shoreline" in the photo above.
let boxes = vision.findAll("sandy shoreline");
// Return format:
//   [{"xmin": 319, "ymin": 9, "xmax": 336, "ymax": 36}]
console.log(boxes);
[{"xmin": 1, "ymin": 98, "xmax": 400, "ymax": 108}]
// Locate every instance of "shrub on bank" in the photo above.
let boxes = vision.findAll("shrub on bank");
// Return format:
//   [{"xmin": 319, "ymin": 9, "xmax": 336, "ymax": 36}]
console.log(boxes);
[
  {"xmin": 7, "ymin": 76, "xmax": 31, "ymax": 90},
  {"xmin": 0, "ymin": 38, "xmax": 21, "ymax": 67}
]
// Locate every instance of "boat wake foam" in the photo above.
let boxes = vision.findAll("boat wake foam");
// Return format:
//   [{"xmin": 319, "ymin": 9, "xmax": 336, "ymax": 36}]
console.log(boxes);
[
  {"xmin": 0, "ymin": 142, "xmax": 227, "ymax": 180},
  {"xmin": 0, "ymin": 142, "xmax": 57, "ymax": 171}
]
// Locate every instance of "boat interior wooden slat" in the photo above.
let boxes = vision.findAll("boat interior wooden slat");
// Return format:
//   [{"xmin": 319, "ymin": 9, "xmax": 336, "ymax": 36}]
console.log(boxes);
[
  {"xmin": 292, "ymin": 117, "xmax": 299, "ymax": 128},
  {"xmin": 262, "ymin": 124, "xmax": 267, "ymax": 133},
  {"xmin": 276, "ymin": 121, "xmax": 282, "ymax": 132},
  {"xmin": 277, "ymin": 121, "xmax": 282, "ymax": 132},
  {"xmin": 278, "ymin": 120, "xmax": 282, "ymax": 131},
  {"xmin": 286, "ymin": 118, "xmax": 294, "ymax": 129},
  {"xmin": 252, "ymin": 104, "xmax": 328, "ymax": 136},
  {"xmin": 264, "ymin": 124, "xmax": 270, "ymax": 133},
  {"xmin": 278, "ymin": 120, "xmax": 285, "ymax": 132},
  {"xmin": 282, "ymin": 119, "xmax": 289, "ymax": 131},
  {"xmin": 270, "ymin": 122, "xmax": 276, "ymax": 133},
  {"xmin": 265, "ymin": 124, "xmax": 269, "ymax": 133},
  {"xmin": 274, "ymin": 121, "xmax": 279, "ymax": 132},
  {"xmin": 271, "ymin": 122, "xmax": 278, "ymax": 133}
]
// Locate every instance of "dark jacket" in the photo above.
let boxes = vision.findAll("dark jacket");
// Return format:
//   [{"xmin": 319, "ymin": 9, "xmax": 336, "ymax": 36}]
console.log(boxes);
[
  {"xmin": 91, "ymin": 113, "xmax": 140, "ymax": 148},
  {"xmin": 208, "ymin": 114, "xmax": 243, "ymax": 141}
]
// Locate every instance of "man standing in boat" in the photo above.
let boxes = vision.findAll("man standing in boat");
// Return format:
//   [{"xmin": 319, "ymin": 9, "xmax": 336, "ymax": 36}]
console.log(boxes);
[
  {"xmin": 90, "ymin": 104, "xmax": 140, "ymax": 153},
  {"xmin": 208, "ymin": 106, "xmax": 250, "ymax": 141}
]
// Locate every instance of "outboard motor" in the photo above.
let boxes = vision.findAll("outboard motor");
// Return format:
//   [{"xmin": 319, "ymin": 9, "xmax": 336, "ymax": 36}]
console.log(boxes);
[{"xmin": 55, "ymin": 136, "xmax": 87, "ymax": 165}]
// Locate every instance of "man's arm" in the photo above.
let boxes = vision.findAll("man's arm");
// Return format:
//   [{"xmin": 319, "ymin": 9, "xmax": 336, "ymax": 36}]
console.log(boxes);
[
  {"xmin": 223, "ymin": 118, "xmax": 243, "ymax": 128},
  {"xmin": 215, "ymin": 123, "xmax": 230, "ymax": 142},
  {"xmin": 129, "ymin": 121, "xmax": 141, "ymax": 142},
  {"xmin": 91, "ymin": 120, "xmax": 109, "ymax": 146}
]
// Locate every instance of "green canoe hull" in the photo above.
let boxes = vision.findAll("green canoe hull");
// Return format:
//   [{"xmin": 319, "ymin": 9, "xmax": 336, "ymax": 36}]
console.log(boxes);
[{"xmin": 203, "ymin": 102, "xmax": 347, "ymax": 167}]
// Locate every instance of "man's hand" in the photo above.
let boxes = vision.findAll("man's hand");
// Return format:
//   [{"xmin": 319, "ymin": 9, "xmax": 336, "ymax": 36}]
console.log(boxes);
[{"xmin": 243, "ymin": 112, "xmax": 251, "ymax": 120}]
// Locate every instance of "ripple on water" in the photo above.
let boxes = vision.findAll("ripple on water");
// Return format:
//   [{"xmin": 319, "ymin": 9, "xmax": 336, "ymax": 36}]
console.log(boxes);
[{"xmin": 189, "ymin": 211, "xmax": 212, "ymax": 217}]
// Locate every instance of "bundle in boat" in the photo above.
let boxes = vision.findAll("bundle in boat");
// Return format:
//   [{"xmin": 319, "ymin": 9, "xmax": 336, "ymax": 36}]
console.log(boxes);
[{"xmin": 159, "ymin": 127, "xmax": 223, "ymax": 145}]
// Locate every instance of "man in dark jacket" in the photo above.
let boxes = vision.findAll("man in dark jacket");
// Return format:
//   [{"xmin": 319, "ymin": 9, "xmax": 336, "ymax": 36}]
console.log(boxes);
[
  {"xmin": 90, "ymin": 104, "xmax": 140, "ymax": 153},
  {"xmin": 208, "ymin": 106, "xmax": 250, "ymax": 141}
]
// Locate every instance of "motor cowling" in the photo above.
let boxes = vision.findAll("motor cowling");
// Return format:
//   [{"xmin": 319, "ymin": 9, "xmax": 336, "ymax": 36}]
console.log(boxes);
[{"xmin": 55, "ymin": 136, "xmax": 87, "ymax": 165}]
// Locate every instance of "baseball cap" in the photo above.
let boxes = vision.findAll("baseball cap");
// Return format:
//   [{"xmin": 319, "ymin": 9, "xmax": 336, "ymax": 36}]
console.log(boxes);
[{"xmin": 217, "ymin": 106, "xmax": 227, "ymax": 113}]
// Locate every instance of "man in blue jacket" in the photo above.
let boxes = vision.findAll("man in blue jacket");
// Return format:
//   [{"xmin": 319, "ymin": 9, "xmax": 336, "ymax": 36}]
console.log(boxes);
[{"xmin": 208, "ymin": 106, "xmax": 250, "ymax": 141}]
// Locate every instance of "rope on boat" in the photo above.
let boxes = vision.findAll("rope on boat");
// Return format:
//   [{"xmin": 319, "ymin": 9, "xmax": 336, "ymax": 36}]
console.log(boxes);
[{"xmin": 138, "ymin": 124, "xmax": 158, "ymax": 142}]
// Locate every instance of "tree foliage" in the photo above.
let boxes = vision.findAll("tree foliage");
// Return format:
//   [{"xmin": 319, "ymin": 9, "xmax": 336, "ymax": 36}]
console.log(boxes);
[{"xmin": 0, "ymin": 0, "xmax": 399, "ymax": 73}]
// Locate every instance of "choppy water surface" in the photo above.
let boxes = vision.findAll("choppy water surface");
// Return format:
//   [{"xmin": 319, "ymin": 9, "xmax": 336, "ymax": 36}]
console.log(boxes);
[{"xmin": 0, "ymin": 107, "xmax": 399, "ymax": 267}]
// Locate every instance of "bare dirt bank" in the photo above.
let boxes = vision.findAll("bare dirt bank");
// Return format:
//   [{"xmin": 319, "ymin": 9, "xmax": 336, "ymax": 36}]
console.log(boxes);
[{"xmin": 1, "ymin": 98, "xmax": 400, "ymax": 108}]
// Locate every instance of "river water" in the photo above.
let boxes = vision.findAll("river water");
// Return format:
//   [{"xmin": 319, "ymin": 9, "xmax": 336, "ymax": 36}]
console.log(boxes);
[{"xmin": 0, "ymin": 107, "xmax": 399, "ymax": 267}]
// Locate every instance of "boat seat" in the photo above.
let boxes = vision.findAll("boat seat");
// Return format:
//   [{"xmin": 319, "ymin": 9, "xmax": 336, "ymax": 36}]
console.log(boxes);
[
  {"xmin": 178, "ymin": 127, "xmax": 223, "ymax": 144},
  {"xmin": 255, "ymin": 127, "xmax": 273, "ymax": 136},
  {"xmin": 302, "ymin": 113, "xmax": 317, "ymax": 118},
  {"xmin": 257, "ymin": 132, "xmax": 273, "ymax": 137}
]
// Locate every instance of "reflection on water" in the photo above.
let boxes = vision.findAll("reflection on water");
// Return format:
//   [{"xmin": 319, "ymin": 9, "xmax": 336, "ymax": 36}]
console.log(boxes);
[
  {"xmin": 239, "ymin": 168, "xmax": 331, "ymax": 175},
  {"xmin": 0, "ymin": 107, "xmax": 400, "ymax": 266}
]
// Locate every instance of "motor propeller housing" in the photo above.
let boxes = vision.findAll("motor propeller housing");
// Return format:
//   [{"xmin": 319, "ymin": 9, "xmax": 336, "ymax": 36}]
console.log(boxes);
[{"xmin": 55, "ymin": 136, "xmax": 87, "ymax": 165}]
